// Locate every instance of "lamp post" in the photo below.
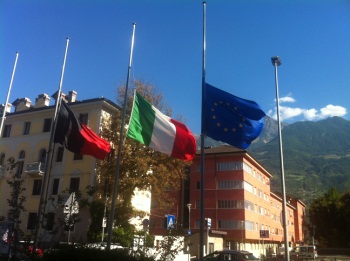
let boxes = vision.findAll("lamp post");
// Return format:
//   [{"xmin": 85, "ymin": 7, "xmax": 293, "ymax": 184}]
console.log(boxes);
[
  {"xmin": 187, "ymin": 203, "xmax": 192, "ymax": 261},
  {"xmin": 271, "ymin": 56, "xmax": 290, "ymax": 261}
]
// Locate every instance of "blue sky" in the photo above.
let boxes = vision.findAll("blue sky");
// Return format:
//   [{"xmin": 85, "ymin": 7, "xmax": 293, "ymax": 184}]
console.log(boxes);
[{"xmin": 1, "ymin": 0, "xmax": 349, "ymax": 134}]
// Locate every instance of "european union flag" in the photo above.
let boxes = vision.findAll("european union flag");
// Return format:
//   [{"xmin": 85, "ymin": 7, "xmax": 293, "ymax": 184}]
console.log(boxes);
[{"xmin": 204, "ymin": 83, "xmax": 266, "ymax": 149}]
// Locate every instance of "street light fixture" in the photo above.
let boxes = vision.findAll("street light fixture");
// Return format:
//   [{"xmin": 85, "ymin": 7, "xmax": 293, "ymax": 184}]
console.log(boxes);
[{"xmin": 187, "ymin": 203, "xmax": 192, "ymax": 261}]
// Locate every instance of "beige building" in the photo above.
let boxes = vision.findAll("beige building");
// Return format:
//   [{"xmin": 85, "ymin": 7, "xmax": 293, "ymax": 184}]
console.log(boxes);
[{"xmin": 0, "ymin": 91, "xmax": 119, "ymax": 246}]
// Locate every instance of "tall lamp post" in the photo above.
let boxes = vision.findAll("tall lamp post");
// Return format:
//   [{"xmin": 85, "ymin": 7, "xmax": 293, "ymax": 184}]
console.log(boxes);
[
  {"xmin": 271, "ymin": 56, "xmax": 290, "ymax": 261},
  {"xmin": 187, "ymin": 203, "xmax": 192, "ymax": 261}
]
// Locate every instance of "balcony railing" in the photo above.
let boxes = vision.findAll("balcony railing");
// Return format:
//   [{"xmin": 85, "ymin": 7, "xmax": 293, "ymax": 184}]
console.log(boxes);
[{"xmin": 25, "ymin": 162, "xmax": 45, "ymax": 177}]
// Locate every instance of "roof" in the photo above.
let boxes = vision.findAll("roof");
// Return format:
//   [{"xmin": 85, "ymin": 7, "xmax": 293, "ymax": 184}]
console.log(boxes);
[
  {"xmin": 196, "ymin": 145, "xmax": 245, "ymax": 155},
  {"xmin": 5, "ymin": 97, "xmax": 120, "ymax": 116}
]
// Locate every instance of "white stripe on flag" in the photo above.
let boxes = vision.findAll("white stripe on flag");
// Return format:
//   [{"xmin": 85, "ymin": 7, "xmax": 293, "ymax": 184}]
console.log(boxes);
[{"xmin": 149, "ymin": 106, "xmax": 176, "ymax": 156}]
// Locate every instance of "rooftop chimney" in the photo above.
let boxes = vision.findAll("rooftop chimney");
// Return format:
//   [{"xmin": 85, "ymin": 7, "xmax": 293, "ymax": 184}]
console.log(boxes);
[
  {"xmin": 0, "ymin": 103, "xmax": 12, "ymax": 115},
  {"xmin": 12, "ymin": 98, "xmax": 31, "ymax": 112},
  {"xmin": 35, "ymin": 93, "xmax": 50, "ymax": 108},
  {"xmin": 67, "ymin": 90, "xmax": 77, "ymax": 103}
]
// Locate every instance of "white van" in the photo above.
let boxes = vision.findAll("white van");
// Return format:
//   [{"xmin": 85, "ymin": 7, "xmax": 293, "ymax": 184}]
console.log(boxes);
[
  {"xmin": 277, "ymin": 247, "xmax": 292, "ymax": 258},
  {"xmin": 290, "ymin": 245, "xmax": 317, "ymax": 260}
]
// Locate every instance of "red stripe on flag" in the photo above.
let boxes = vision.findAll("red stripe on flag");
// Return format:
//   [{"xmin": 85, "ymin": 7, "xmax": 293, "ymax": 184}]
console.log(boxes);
[{"xmin": 170, "ymin": 119, "xmax": 196, "ymax": 161}]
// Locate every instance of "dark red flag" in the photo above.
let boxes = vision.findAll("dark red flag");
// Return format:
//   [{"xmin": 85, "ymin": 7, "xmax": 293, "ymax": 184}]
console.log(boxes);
[{"xmin": 54, "ymin": 100, "xmax": 110, "ymax": 160}]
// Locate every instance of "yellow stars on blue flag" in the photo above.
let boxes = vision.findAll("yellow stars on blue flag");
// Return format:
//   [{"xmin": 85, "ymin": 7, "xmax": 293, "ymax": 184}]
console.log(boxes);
[{"xmin": 204, "ymin": 83, "xmax": 266, "ymax": 149}]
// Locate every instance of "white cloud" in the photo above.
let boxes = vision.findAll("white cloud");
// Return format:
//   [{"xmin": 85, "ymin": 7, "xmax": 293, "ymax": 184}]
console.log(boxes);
[
  {"xmin": 267, "ymin": 103, "xmax": 347, "ymax": 122},
  {"xmin": 303, "ymin": 109, "xmax": 319, "ymax": 120},
  {"xmin": 279, "ymin": 95, "xmax": 295, "ymax": 103},
  {"xmin": 280, "ymin": 106, "xmax": 304, "ymax": 120},
  {"xmin": 319, "ymin": 104, "xmax": 347, "ymax": 118}
]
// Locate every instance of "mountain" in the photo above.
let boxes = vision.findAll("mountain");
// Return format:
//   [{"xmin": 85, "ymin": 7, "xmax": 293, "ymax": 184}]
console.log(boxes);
[{"xmin": 248, "ymin": 116, "xmax": 350, "ymax": 204}]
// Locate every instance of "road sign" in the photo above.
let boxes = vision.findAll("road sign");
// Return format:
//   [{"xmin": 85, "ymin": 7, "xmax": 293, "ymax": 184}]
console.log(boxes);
[
  {"xmin": 260, "ymin": 230, "xmax": 269, "ymax": 238},
  {"xmin": 188, "ymin": 229, "xmax": 191, "ymax": 236},
  {"xmin": 206, "ymin": 218, "xmax": 211, "ymax": 228},
  {"xmin": 102, "ymin": 217, "xmax": 107, "ymax": 228},
  {"xmin": 167, "ymin": 215, "xmax": 175, "ymax": 229}
]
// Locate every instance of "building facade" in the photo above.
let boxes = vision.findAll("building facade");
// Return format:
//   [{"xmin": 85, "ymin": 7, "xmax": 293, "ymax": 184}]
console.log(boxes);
[
  {"xmin": 0, "ymin": 91, "xmax": 119, "ymax": 246},
  {"xmin": 149, "ymin": 145, "xmax": 306, "ymax": 258}
]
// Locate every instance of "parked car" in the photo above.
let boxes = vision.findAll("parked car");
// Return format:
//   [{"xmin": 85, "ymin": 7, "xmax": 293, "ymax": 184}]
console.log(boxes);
[
  {"xmin": 277, "ymin": 246, "xmax": 292, "ymax": 258},
  {"xmin": 203, "ymin": 250, "xmax": 259, "ymax": 261},
  {"xmin": 290, "ymin": 245, "xmax": 317, "ymax": 260}
]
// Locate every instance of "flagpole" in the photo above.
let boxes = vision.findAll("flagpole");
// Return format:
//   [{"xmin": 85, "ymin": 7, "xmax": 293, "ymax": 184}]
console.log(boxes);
[
  {"xmin": 0, "ymin": 52, "xmax": 19, "ymax": 136},
  {"xmin": 200, "ymin": 2, "xmax": 207, "ymax": 260},
  {"xmin": 33, "ymin": 38, "xmax": 70, "ymax": 249},
  {"xmin": 271, "ymin": 56, "xmax": 290, "ymax": 261},
  {"xmin": 106, "ymin": 22, "xmax": 136, "ymax": 250}
]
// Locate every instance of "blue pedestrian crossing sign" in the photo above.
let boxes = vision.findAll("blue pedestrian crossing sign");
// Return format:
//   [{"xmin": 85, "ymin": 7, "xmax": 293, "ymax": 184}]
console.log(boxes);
[{"xmin": 167, "ymin": 215, "xmax": 175, "ymax": 229}]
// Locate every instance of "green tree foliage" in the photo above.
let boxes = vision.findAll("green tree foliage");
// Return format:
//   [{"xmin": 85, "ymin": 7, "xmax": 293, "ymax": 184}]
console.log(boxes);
[
  {"xmin": 87, "ymin": 79, "xmax": 190, "ymax": 245},
  {"xmin": 5, "ymin": 157, "xmax": 27, "ymax": 256},
  {"xmin": 308, "ymin": 188, "xmax": 350, "ymax": 247},
  {"xmin": 155, "ymin": 223, "xmax": 185, "ymax": 261}
]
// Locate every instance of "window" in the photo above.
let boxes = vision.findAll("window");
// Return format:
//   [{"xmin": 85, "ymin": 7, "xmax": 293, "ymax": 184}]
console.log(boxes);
[
  {"xmin": 27, "ymin": 212, "xmax": 37, "ymax": 230},
  {"xmin": 23, "ymin": 122, "xmax": 31, "ymax": 135},
  {"xmin": 45, "ymin": 212, "xmax": 55, "ymax": 231},
  {"xmin": 217, "ymin": 180, "xmax": 243, "ymax": 189},
  {"xmin": 56, "ymin": 147, "xmax": 64, "ymax": 162},
  {"xmin": 2, "ymin": 124, "xmax": 11, "ymax": 138},
  {"xmin": 217, "ymin": 161, "xmax": 242, "ymax": 171},
  {"xmin": 52, "ymin": 179, "xmax": 59, "ymax": 195},
  {"xmin": 218, "ymin": 200, "xmax": 243, "ymax": 209},
  {"xmin": 79, "ymin": 113, "xmax": 88, "ymax": 125},
  {"xmin": 39, "ymin": 149, "xmax": 46, "ymax": 163},
  {"xmin": 218, "ymin": 220, "xmax": 239, "ymax": 229},
  {"xmin": 0, "ymin": 153, "xmax": 5, "ymax": 177},
  {"xmin": 0, "ymin": 153, "xmax": 5, "ymax": 165},
  {"xmin": 32, "ymin": 179, "xmax": 42, "ymax": 195},
  {"xmin": 43, "ymin": 118, "xmax": 52, "ymax": 132},
  {"xmin": 244, "ymin": 200, "xmax": 254, "ymax": 211},
  {"xmin": 69, "ymin": 177, "xmax": 80, "ymax": 193},
  {"xmin": 73, "ymin": 153, "xmax": 83, "ymax": 160},
  {"xmin": 243, "ymin": 162, "xmax": 252, "ymax": 174},
  {"xmin": 243, "ymin": 181, "xmax": 253, "ymax": 193},
  {"xmin": 16, "ymin": 150, "xmax": 25, "ymax": 176}
]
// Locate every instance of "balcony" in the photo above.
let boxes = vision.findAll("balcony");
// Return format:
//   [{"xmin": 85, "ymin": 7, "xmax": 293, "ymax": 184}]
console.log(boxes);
[{"xmin": 25, "ymin": 162, "xmax": 45, "ymax": 177}]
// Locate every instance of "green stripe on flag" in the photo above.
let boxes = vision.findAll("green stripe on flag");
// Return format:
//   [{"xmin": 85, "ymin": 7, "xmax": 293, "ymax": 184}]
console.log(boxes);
[{"xmin": 127, "ymin": 92, "xmax": 156, "ymax": 146}]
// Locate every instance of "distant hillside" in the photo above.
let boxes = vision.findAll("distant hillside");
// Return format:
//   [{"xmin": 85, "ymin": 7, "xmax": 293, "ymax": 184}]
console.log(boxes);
[{"xmin": 249, "ymin": 116, "xmax": 350, "ymax": 204}]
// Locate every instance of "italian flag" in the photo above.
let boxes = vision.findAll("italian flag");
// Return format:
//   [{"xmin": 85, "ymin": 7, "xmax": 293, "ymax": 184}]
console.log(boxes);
[{"xmin": 127, "ymin": 92, "xmax": 196, "ymax": 161}]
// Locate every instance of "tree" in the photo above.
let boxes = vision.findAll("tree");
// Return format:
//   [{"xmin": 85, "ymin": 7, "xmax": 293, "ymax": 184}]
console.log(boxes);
[
  {"xmin": 6, "ymin": 157, "xmax": 26, "ymax": 258},
  {"xmin": 154, "ymin": 223, "xmax": 185, "ymax": 261},
  {"xmin": 87, "ymin": 79, "xmax": 191, "ymax": 245},
  {"xmin": 308, "ymin": 188, "xmax": 350, "ymax": 247}
]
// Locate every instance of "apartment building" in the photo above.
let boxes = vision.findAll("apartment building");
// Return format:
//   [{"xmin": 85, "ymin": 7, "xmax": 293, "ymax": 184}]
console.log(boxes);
[
  {"xmin": 0, "ymin": 91, "xmax": 119, "ymax": 245},
  {"xmin": 149, "ymin": 145, "xmax": 306, "ymax": 258}
]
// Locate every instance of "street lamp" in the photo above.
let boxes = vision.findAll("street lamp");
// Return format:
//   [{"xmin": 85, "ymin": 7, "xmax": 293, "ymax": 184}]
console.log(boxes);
[
  {"xmin": 271, "ymin": 56, "xmax": 290, "ymax": 261},
  {"xmin": 187, "ymin": 203, "xmax": 192, "ymax": 261}
]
